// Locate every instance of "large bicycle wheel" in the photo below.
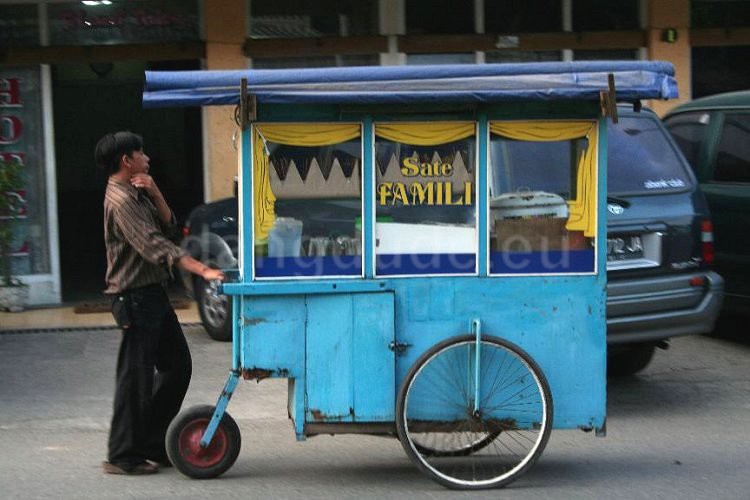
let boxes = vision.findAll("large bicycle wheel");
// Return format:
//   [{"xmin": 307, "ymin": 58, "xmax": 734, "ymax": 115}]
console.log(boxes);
[
  {"xmin": 396, "ymin": 335, "xmax": 553, "ymax": 490},
  {"xmin": 413, "ymin": 429, "xmax": 501, "ymax": 457}
]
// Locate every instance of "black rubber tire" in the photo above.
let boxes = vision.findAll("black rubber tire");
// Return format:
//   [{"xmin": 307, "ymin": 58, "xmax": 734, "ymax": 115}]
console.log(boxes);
[
  {"xmin": 166, "ymin": 405, "xmax": 241, "ymax": 479},
  {"xmin": 196, "ymin": 277, "xmax": 232, "ymax": 342},
  {"xmin": 396, "ymin": 334, "xmax": 553, "ymax": 490},
  {"xmin": 607, "ymin": 343, "xmax": 656, "ymax": 377}
]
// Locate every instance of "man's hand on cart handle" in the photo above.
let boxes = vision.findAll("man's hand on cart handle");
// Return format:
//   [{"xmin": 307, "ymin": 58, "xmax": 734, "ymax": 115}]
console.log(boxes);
[
  {"xmin": 177, "ymin": 255, "xmax": 225, "ymax": 282},
  {"xmin": 203, "ymin": 268, "xmax": 225, "ymax": 282}
]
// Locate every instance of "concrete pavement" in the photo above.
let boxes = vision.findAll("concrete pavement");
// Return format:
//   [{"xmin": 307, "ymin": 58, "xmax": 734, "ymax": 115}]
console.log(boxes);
[
  {"xmin": 0, "ymin": 302, "xmax": 200, "ymax": 332},
  {"xmin": 0, "ymin": 326, "xmax": 748, "ymax": 499}
]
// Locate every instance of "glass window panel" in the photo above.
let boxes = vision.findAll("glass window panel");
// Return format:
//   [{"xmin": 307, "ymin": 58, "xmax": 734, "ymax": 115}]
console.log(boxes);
[
  {"xmin": 485, "ymin": 0, "xmax": 562, "ymax": 33},
  {"xmin": 0, "ymin": 5, "xmax": 39, "ymax": 47},
  {"xmin": 489, "ymin": 123, "xmax": 596, "ymax": 274},
  {"xmin": 663, "ymin": 112, "xmax": 711, "ymax": 170},
  {"xmin": 485, "ymin": 50, "xmax": 561, "ymax": 63},
  {"xmin": 573, "ymin": 0, "xmax": 639, "ymax": 31},
  {"xmin": 714, "ymin": 113, "xmax": 750, "ymax": 183},
  {"xmin": 608, "ymin": 115, "xmax": 692, "ymax": 194},
  {"xmin": 250, "ymin": 0, "xmax": 378, "ymax": 37},
  {"xmin": 692, "ymin": 47, "xmax": 750, "ymax": 98},
  {"xmin": 406, "ymin": 0, "xmax": 474, "ymax": 35},
  {"xmin": 573, "ymin": 49, "xmax": 637, "ymax": 61},
  {"xmin": 406, "ymin": 53, "xmax": 475, "ymax": 65},
  {"xmin": 692, "ymin": 0, "xmax": 750, "ymax": 28},
  {"xmin": 252, "ymin": 54, "xmax": 379, "ymax": 69},
  {"xmin": 253, "ymin": 126, "xmax": 362, "ymax": 278},
  {"xmin": 374, "ymin": 123, "xmax": 477, "ymax": 276}
]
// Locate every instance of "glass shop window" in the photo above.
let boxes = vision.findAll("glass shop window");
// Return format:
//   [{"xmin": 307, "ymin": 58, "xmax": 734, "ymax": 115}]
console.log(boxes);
[
  {"xmin": 485, "ymin": 0, "xmax": 563, "ymax": 33},
  {"xmin": 488, "ymin": 121, "xmax": 598, "ymax": 275},
  {"xmin": 572, "ymin": 0, "xmax": 639, "ymax": 31},
  {"xmin": 374, "ymin": 122, "xmax": 477, "ymax": 276},
  {"xmin": 406, "ymin": 0, "xmax": 474, "ymax": 35},
  {"xmin": 0, "ymin": 4, "xmax": 40, "ymax": 48},
  {"xmin": 252, "ymin": 124, "xmax": 362, "ymax": 278},
  {"xmin": 250, "ymin": 0, "xmax": 378, "ymax": 37}
]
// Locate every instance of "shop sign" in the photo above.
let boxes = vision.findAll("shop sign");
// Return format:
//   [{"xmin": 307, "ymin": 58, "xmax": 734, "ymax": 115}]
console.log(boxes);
[
  {"xmin": 48, "ymin": 0, "xmax": 200, "ymax": 46},
  {"xmin": 0, "ymin": 68, "xmax": 49, "ymax": 276},
  {"xmin": 377, "ymin": 157, "xmax": 473, "ymax": 206}
]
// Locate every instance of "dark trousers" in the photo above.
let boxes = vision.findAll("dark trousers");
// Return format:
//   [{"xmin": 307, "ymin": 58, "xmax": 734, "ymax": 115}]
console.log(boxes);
[{"xmin": 107, "ymin": 284, "xmax": 192, "ymax": 466}]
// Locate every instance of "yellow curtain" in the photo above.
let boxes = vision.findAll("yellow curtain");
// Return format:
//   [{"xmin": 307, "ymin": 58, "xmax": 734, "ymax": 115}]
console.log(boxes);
[
  {"xmin": 375, "ymin": 122, "xmax": 475, "ymax": 145},
  {"xmin": 256, "ymin": 123, "xmax": 360, "ymax": 146},
  {"xmin": 253, "ymin": 127, "xmax": 277, "ymax": 242},
  {"xmin": 489, "ymin": 121, "xmax": 599, "ymax": 238},
  {"xmin": 252, "ymin": 123, "xmax": 361, "ymax": 241}
]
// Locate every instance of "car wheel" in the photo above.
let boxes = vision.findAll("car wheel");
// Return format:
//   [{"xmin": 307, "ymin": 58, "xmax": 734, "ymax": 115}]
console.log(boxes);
[
  {"xmin": 196, "ymin": 276, "xmax": 232, "ymax": 342},
  {"xmin": 607, "ymin": 343, "xmax": 655, "ymax": 377}
]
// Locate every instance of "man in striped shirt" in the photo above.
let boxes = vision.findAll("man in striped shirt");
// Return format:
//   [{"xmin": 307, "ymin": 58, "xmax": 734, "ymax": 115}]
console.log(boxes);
[{"xmin": 96, "ymin": 131, "xmax": 225, "ymax": 475}]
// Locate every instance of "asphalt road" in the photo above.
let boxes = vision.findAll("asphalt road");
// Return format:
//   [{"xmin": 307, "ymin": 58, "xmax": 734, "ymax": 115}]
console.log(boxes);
[{"xmin": 0, "ymin": 324, "xmax": 748, "ymax": 500}]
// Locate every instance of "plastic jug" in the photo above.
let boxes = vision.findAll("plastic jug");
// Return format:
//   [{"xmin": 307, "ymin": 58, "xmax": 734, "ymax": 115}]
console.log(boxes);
[{"xmin": 268, "ymin": 217, "xmax": 303, "ymax": 257}]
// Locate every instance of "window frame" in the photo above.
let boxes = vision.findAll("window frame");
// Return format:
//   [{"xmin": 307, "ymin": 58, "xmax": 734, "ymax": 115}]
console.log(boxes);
[
  {"xmin": 371, "ymin": 121, "xmax": 480, "ymax": 278},
  {"xmin": 485, "ymin": 119, "xmax": 600, "ymax": 277},
  {"xmin": 251, "ymin": 122, "xmax": 366, "ymax": 281},
  {"xmin": 246, "ymin": 117, "xmax": 604, "ymax": 282}
]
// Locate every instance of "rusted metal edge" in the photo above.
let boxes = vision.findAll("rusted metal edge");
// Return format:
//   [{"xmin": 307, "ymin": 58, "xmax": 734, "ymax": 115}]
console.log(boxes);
[
  {"xmin": 241, "ymin": 366, "xmax": 290, "ymax": 381},
  {"xmin": 304, "ymin": 422, "xmax": 396, "ymax": 436}
]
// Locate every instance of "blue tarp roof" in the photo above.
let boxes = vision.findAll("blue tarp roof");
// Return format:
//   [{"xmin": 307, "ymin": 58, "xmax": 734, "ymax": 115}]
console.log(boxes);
[{"xmin": 143, "ymin": 61, "xmax": 677, "ymax": 108}]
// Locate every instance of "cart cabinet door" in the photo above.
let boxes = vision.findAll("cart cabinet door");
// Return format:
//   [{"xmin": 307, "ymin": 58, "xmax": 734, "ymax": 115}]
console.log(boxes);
[{"xmin": 305, "ymin": 292, "xmax": 395, "ymax": 423}]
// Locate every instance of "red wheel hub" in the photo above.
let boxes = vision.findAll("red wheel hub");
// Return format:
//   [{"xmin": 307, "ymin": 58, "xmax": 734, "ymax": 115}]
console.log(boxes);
[{"xmin": 179, "ymin": 418, "xmax": 228, "ymax": 468}]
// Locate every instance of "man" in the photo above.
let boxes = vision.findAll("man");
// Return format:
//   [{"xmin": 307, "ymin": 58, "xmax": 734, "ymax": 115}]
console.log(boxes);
[{"xmin": 95, "ymin": 131, "xmax": 225, "ymax": 475}]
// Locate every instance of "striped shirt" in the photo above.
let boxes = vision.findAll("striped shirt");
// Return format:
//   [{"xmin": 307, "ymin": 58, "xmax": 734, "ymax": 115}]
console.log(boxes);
[{"xmin": 103, "ymin": 177, "xmax": 185, "ymax": 294}]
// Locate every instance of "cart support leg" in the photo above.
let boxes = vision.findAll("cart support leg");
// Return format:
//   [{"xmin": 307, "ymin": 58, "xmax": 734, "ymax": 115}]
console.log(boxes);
[
  {"xmin": 472, "ymin": 318, "xmax": 481, "ymax": 415},
  {"xmin": 200, "ymin": 370, "xmax": 240, "ymax": 448}
]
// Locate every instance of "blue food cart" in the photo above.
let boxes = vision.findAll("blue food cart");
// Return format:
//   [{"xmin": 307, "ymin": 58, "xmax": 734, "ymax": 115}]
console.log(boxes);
[{"xmin": 144, "ymin": 61, "xmax": 677, "ymax": 489}]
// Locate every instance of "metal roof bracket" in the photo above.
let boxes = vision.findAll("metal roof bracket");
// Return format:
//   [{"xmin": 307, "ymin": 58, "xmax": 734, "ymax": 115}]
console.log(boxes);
[
  {"xmin": 238, "ymin": 78, "xmax": 256, "ymax": 130},
  {"xmin": 600, "ymin": 73, "xmax": 619, "ymax": 123}
]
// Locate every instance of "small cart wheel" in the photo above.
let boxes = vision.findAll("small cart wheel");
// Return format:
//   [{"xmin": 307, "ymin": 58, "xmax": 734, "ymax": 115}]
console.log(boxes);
[
  {"xmin": 396, "ymin": 335, "xmax": 553, "ymax": 490},
  {"xmin": 166, "ymin": 405, "xmax": 241, "ymax": 479}
]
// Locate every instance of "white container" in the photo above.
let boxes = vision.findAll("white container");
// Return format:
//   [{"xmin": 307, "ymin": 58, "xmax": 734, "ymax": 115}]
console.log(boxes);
[
  {"xmin": 490, "ymin": 191, "xmax": 568, "ymax": 221},
  {"xmin": 376, "ymin": 222, "xmax": 475, "ymax": 254},
  {"xmin": 268, "ymin": 217, "xmax": 303, "ymax": 257}
]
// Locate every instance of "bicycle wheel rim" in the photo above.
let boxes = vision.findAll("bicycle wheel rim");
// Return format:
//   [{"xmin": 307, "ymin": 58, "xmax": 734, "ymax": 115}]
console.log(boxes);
[{"xmin": 400, "ymin": 337, "xmax": 552, "ymax": 489}]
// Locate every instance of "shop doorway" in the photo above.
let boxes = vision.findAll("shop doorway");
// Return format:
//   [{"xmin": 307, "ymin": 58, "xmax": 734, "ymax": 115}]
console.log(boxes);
[{"xmin": 52, "ymin": 60, "xmax": 204, "ymax": 303}]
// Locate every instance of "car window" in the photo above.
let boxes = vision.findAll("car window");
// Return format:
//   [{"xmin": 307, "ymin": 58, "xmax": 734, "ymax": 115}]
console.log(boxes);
[
  {"xmin": 663, "ymin": 111, "xmax": 711, "ymax": 169},
  {"xmin": 714, "ymin": 113, "xmax": 750, "ymax": 183},
  {"xmin": 487, "ymin": 115, "xmax": 692, "ymax": 196},
  {"xmin": 607, "ymin": 115, "xmax": 692, "ymax": 194}
]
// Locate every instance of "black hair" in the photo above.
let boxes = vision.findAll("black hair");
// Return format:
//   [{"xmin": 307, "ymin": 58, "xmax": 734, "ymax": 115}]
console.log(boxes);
[{"xmin": 94, "ymin": 131, "xmax": 143, "ymax": 175}]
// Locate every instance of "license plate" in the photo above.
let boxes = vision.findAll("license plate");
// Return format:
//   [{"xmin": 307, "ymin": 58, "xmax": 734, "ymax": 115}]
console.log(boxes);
[{"xmin": 607, "ymin": 234, "xmax": 644, "ymax": 262}]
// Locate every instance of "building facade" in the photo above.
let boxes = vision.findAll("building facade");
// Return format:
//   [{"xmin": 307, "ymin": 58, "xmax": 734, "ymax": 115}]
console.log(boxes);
[{"xmin": 1, "ymin": 0, "xmax": 749, "ymax": 304}]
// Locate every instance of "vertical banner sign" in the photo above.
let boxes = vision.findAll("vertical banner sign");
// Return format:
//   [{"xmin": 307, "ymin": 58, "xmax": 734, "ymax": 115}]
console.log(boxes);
[{"xmin": 0, "ymin": 68, "xmax": 50, "ymax": 277}]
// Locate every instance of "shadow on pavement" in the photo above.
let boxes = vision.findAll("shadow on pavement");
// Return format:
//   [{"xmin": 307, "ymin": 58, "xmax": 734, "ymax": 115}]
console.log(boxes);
[{"xmin": 709, "ymin": 312, "xmax": 749, "ymax": 346}]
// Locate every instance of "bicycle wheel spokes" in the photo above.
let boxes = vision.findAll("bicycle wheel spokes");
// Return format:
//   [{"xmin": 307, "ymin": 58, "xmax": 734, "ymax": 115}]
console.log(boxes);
[{"xmin": 398, "ymin": 336, "xmax": 552, "ymax": 489}]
